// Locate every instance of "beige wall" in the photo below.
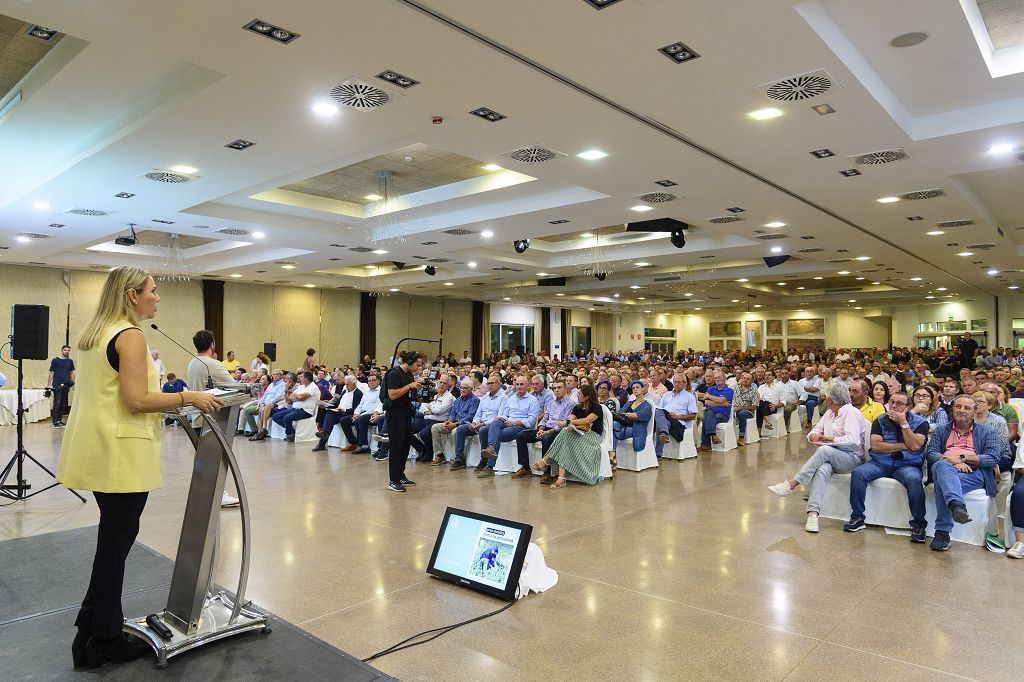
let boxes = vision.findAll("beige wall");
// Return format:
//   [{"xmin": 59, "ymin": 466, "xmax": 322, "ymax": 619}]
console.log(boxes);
[{"xmin": 374, "ymin": 294, "xmax": 474, "ymax": 364}]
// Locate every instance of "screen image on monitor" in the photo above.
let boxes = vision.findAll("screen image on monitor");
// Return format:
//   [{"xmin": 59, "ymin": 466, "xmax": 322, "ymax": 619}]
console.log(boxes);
[{"xmin": 426, "ymin": 507, "xmax": 533, "ymax": 601}]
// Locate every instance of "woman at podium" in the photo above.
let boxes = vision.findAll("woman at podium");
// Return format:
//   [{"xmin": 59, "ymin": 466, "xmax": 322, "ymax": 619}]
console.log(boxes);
[{"xmin": 56, "ymin": 267, "xmax": 222, "ymax": 669}]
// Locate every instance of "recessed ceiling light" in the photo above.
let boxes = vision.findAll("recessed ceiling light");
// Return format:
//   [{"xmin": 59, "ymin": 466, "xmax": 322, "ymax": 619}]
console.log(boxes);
[
  {"xmin": 764, "ymin": 222, "xmax": 786, "ymax": 228},
  {"xmin": 812, "ymin": 103, "xmax": 835, "ymax": 115},
  {"xmin": 481, "ymin": 230, "xmax": 494, "ymax": 238},
  {"xmin": 658, "ymin": 41, "xmax": 700, "ymax": 64},
  {"xmin": 577, "ymin": 150, "xmax": 608, "ymax": 160},
  {"xmin": 114, "ymin": 192, "xmax": 135, "ymax": 199},
  {"xmin": 654, "ymin": 179, "xmax": 678, "ymax": 187},
  {"xmin": 230, "ymin": 273, "xmax": 242, "ymax": 278},
  {"xmin": 389, "ymin": 288, "xmax": 400, "ymax": 292},
  {"xmin": 731, "ymin": 299, "xmax": 739, "ymax": 303},
  {"xmin": 796, "ymin": 286, "xmax": 805, "ymax": 290},
  {"xmin": 644, "ymin": 310, "xmax": 651, "ymax": 313},
  {"xmin": 890, "ymin": 32, "xmax": 928, "ymax": 48},
  {"xmin": 854, "ymin": 306, "xmax": 862, "ymax": 310},
  {"xmin": 536, "ymin": 272, "xmax": 549, "ymax": 276},
  {"xmin": 736, "ymin": 278, "xmax": 749, "ymax": 282},
  {"xmin": 1010, "ymin": 285, "xmax": 1020, "ymax": 290},
  {"xmin": 848, "ymin": 299, "xmax": 857, "ymax": 303},
  {"xmin": 988, "ymin": 143, "xmax": 1015, "ymax": 155},
  {"xmin": 635, "ymin": 261, "xmax": 650, "ymax": 266},
  {"xmin": 629, "ymin": 285, "xmax": 641, "ymax": 290},
  {"xmin": 925, "ymin": 295, "xmax": 935, "ymax": 299},
  {"xmin": 936, "ymin": 287, "xmax": 947, "ymax": 291},
  {"xmin": 365, "ymin": 194, "xmax": 383, "ymax": 201},
  {"xmin": 877, "ymin": 196, "xmax": 900, "ymax": 203},
  {"xmin": 312, "ymin": 102, "xmax": 339, "ymax": 116},
  {"xmin": 244, "ymin": 18, "xmax": 300, "ymax": 44},
  {"xmin": 468, "ymin": 261, "xmax": 477, "ymax": 268},
  {"xmin": 170, "ymin": 165, "xmax": 198, "ymax": 175},
  {"xmin": 809, "ymin": 149, "xmax": 834, "ymax": 158},
  {"xmin": 225, "ymin": 139, "xmax": 256, "ymax": 150},
  {"xmin": 777, "ymin": 282, "xmax": 786, "ymax": 286},
  {"xmin": 32, "ymin": 201, "xmax": 50, "ymax": 210},
  {"xmin": 470, "ymin": 107, "xmax": 506, "ymax": 122},
  {"xmin": 369, "ymin": 249, "xmax": 388, "ymax": 255},
  {"xmin": 613, "ymin": 293, "xmax": 620, "ymax": 298},
  {"xmin": 957, "ymin": 251, "xmax": 974, "ymax": 256},
  {"xmin": 838, "ymin": 270, "xmax": 850, "ymax": 275},
  {"xmin": 854, "ymin": 256, "xmax": 871, "ymax": 261},
  {"xmin": 683, "ymin": 292, "xmax": 693, "ymax": 297},
  {"xmin": 304, "ymin": 284, "xmax": 315, "ymax": 288},
  {"xmin": 839, "ymin": 169, "xmax": 862, "ymax": 177},
  {"xmin": 630, "ymin": 205, "xmax": 653, "ymax": 212},
  {"xmin": 16, "ymin": 235, "xmax": 32, "ymax": 243},
  {"xmin": 910, "ymin": 277, "xmax": 923, "ymax": 281},
  {"xmin": 555, "ymin": 293, "xmax": 565, "ymax": 296},
  {"xmin": 754, "ymin": 304, "xmax": 763, "ymax": 308},
  {"xmin": 482, "ymin": 164, "xmax": 503, "ymax": 171},
  {"xmin": 726, "ymin": 206, "xmax": 746, "ymax": 213},
  {"xmin": 549, "ymin": 219, "xmax": 570, "ymax": 224},
  {"xmin": 872, "ymin": 281, "xmax": 880, "ymax": 285},
  {"xmin": 638, "ymin": 297, "xmax": 646, "ymax": 300},
  {"xmin": 693, "ymin": 307, "xmax": 702, "ymax": 310},
  {"xmin": 988, "ymin": 269, "xmax": 1000, "ymax": 275},
  {"xmin": 580, "ymin": 232, "xmax": 595, "ymax": 238},
  {"xmin": 443, "ymin": 282, "xmax": 454, "ymax": 286},
  {"xmin": 376, "ymin": 69, "xmax": 419, "ymax": 88},
  {"xmin": 588, "ymin": 308, "xmax": 596, "ymax": 311},
  {"xmin": 748, "ymin": 107, "xmax": 783, "ymax": 120},
  {"xmin": 856, "ymin": 277, "xmax": 865, "ymax": 280},
  {"xmin": 281, "ymin": 264, "xmax": 296, "ymax": 269},
  {"xmin": 926, "ymin": 230, "xmax": 945, "ymax": 236},
  {"xmin": 813, "ymin": 276, "xmax": 823, "ymax": 280},
  {"xmin": 770, "ymin": 246, "xmax": 783, "ymax": 253},
  {"xmin": 906, "ymin": 216, "xmax": 923, "ymax": 221},
  {"xmin": 252, "ymin": 231, "xmax": 265, "ymax": 239},
  {"xmin": 365, "ymin": 265, "xmax": 376, "ymax": 269}
]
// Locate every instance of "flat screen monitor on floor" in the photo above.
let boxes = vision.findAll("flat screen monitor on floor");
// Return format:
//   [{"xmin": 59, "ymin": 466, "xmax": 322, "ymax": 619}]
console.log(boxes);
[{"xmin": 426, "ymin": 507, "xmax": 533, "ymax": 601}]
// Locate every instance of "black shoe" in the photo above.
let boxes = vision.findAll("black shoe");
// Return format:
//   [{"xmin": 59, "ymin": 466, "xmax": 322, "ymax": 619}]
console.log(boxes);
[
  {"xmin": 930, "ymin": 531, "xmax": 951, "ymax": 551},
  {"xmin": 474, "ymin": 459, "xmax": 488, "ymax": 471},
  {"xmin": 950, "ymin": 502, "xmax": 972, "ymax": 525},
  {"xmin": 373, "ymin": 453, "xmax": 389, "ymax": 461},
  {"xmin": 316, "ymin": 431, "xmax": 325, "ymax": 439},
  {"xmin": 399, "ymin": 478, "xmax": 416, "ymax": 486},
  {"xmin": 85, "ymin": 633, "xmax": 152, "ymax": 668},
  {"xmin": 843, "ymin": 516, "xmax": 866, "ymax": 532},
  {"xmin": 72, "ymin": 628, "xmax": 90, "ymax": 668},
  {"xmin": 910, "ymin": 525, "xmax": 927, "ymax": 543},
  {"xmin": 388, "ymin": 481, "xmax": 406, "ymax": 493},
  {"xmin": 352, "ymin": 446, "xmax": 371, "ymax": 454},
  {"xmin": 415, "ymin": 454, "xmax": 432, "ymax": 463},
  {"xmin": 286, "ymin": 434, "xmax": 295, "ymax": 442},
  {"xmin": 312, "ymin": 444, "xmax": 326, "ymax": 452},
  {"xmin": 449, "ymin": 459, "xmax": 466, "ymax": 471}
]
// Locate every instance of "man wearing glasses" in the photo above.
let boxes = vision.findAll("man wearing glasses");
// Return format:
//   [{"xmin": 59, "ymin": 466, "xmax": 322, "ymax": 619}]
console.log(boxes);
[{"xmin": 844, "ymin": 390, "xmax": 930, "ymax": 542}]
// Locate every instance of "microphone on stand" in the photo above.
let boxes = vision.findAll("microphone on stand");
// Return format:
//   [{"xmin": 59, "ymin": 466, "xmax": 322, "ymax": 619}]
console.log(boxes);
[{"xmin": 150, "ymin": 324, "xmax": 213, "ymax": 389}]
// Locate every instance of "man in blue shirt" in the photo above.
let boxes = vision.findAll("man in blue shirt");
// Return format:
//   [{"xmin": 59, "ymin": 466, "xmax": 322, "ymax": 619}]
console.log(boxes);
[
  {"xmin": 655, "ymin": 374, "xmax": 698, "ymax": 458},
  {"xmin": 515, "ymin": 379, "xmax": 575, "ymax": 479},
  {"xmin": 47, "ymin": 345, "xmax": 76, "ymax": 427},
  {"xmin": 845, "ymin": 391, "xmax": 930, "ymax": 541},
  {"xmin": 696, "ymin": 371, "xmax": 733, "ymax": 451},
  {"xmin": 247, "ymin": 369, "xmax": 286, "ymax": 440},
  {"xmin": 161, "ymin": 372, "xmax": 188, "ymax": 425},
  {"xmin": 430, "ymin": 379, "xmax": 480, "ymax": 466},
  {"xmin": 451, "ymin": 374, "xmax": 507, "ymax": 470},
  {"xmin": 478, "ymin": 376, "xmax": 539, "ymax": 478}
]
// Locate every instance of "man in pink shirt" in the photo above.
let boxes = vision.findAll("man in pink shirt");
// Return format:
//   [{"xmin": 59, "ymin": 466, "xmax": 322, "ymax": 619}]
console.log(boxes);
[{"xmin": 768, "ymin": 382, "xmax": 869, "ymax": 533}]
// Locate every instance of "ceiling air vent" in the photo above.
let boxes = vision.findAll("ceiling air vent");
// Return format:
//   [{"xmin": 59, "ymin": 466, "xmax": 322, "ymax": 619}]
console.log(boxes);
[
  {"xmin": 17, "ymin": 232, "xmax": 51, "ymax": 239},
  {"xmin": 443, "ymin": 228, "xmax": 475, "ymax": 236},
  {"xmin": 850, "ymin": 148, "xmax": 908, "ymax": 165},
  {"xmin": 329, "ymin": 78, "xmax": 390, "ymax": 110},
  {"xmin": 936, "ymin": 219, "xmax": 975, "ymax": 228},
  {"xmin": 637, "ymin": 192, "xmax": 676, "ymax": 204},
  {"xmin": 828, "ymin": 258, "xmax": 853, "ymax": 263},
  {"xmin": 492, "ymin": 266, "xmax": 522, "ymax": 272},
  {"xmin": 66, "ymin": 208, "xmax": 111, "ymax": 216},
  {"xmin": 755, "ymin": 233, "xmax": 789, "ymax": 240},
  {"xmin": 965, "ymin": 243, "xmax": 995, "ymax": 250},
  {"xmin": 755, "ymin": 69, "xmax": 835, "ymax": 102},
  {"xmin": 427, "ymin": 258, "xmax": 449, "ymax": 263},
  {"xmin": 798, "ymin": 248, "xmax": 824, "ymax": 253},
  {"xmin": 898, "ymin": 188, "xmax": 944, "ymax": 200},
  {"xmin": 502, "ymin": 145, "xmax": 567, "ymax": 163},
  {"xmin": 348, "ymin": 246, "xmax": 373, "ymax": 253},
  {"xmin": 143, "ymin": 169, "xmax": 195, "ymax": 184},
  {"xmin": 652, "ymin": 274, "xmax": 683, "ymax": 283},
  {"xmin": 216, "ymin": 228, "xmax": 249, "ymax": 236},
  {"xmin": 706, "ymin": 216, "xmax": 744, "ymax": 224}
]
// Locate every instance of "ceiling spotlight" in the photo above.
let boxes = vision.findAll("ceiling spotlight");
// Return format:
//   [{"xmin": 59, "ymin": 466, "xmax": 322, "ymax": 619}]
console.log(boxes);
[
  {"xmin": 847, "ymin": 299, "xmax": 857, "ymax": 303},
  {"xmin": 925, "ymin": 295, "xmax": 935, "ymax": 299},
  {"xmin": 631, "ymin": 205, "xmax": 654, "ymax": 212},
  {"xmin": 813, "ymin": 276, "xmax": 823, "ymax": 280},
  {"xmin": 375, "ymin": 70, "xmax": 419, "ymax": 88},
  {"xmin": 926, "ymin": 230, "xmax": 945, "ymax": 236},
  {"xmin": 764, "ymin": 222, "xmax": 786, "ymax": 228},
  {"xmin": 252, "ymin": 231, "xmax": 265, "ymax": 239},
  {"xmin": 988, "ymin": 143, "xmax": 1015, "ymax": 154},
  {"xmin": 838, "ymin": 270, "xmax": 850, "ymax": 275},
  {"xmin": 1010, "ymin": 285, "xmax": 1020, "ymax": 290},
  {"xmin": 877, "ymin": 196, "xmax": 900, "ymax": 203},
  {"xmin": 748, "ymin": 108, "xmax": 783, "ymax": 120},
  {"xmin": 372, "ymin": 249, "xmax": 388, "ymax": 255},
  {"xmin": 32, "ymin": 201, "xmax": 51, "ymax": 210},
  {"xmin": 809, "ymin": 149, "xmax": 834, "ymax": 158},
  {"xmin": 389, "ymin": 288, "xmax": 400, "ymax": 292},
  {"xmin": 577, "ymin": 150, "xmax": 608, "ymax": 160},
  {"xmin": 304, "ymin": 284, "xmax": 315, "ymax": 288},
  {"xmin": 170, "ymin": 165, "xmax": 198, "ymax": 175},
  {"xmin": 481, "ymin": 230, "xmax": 494, "ymax": 238},
  {"xmin": 638, "ymin": 297, "xmax": 646, "ymax": 300},
  {"xmin": 114, "ymin": 192, "xmax": 135, "ymax": 199},
  {"xmin": 754, "ymin": 304, "xmax": 763, "ymax": 308},
  {"xmin": 579, "ymin": 232, "xmax": 595, "ymax": 238},
  {"xmin": 502, "ymin": 297, "xmax": 511, "ymax": 301},
  {"xmin": 910, "ymin": 276, "xmax": 923, "ymax": 281},
  {"xmin": 281, "ymin": 264, "xmax": 295, "ymax": 269},
  {"xmin": 424, "ymin": 266, "xmax": 437, "ymax": 276},
  {"xmin": 856, "ymin": 277, "xmax": 865, "ymax": 280},
  {"xmin": 470, "ymin": 107, "xmax": 506, "ymax": 122},
  {"xmin": 854, "ymin": 256, "xmax": 871, "ymax": 261},
  {"xmin": 225, "ymin": 139, "xmax": 256, "ymax": 150},
  {"xmin": 669, "ymin": 229, "xmax": 686, "ymax": 248},
  {"xmin": 796, "ymin": 287, "xmax": 805, "ymax": 290},
  {"xmin": 443, "ymin": 282, "xmax": 454, "ymax": 286},
  {"xmin": 630, "ymin": 285, "xmax": 641, "ymax": 290},
  {"xmin": 312, "ymin": 102, "xmax": 339, "ymax": 116},
  {"xmin": 481, "ymin": 164, "xmax": 503, "ymax": 171},
  {"xmin": 658, "ymin": 41, "xmax": 700, "ymax": 64},
  {"xmin": 555, "ymin": 293, "xmax": 565, "ymax": 296},
  {"xmin": 731, "ymin": 299, "xmax": 739, "ymax": 303},
  {"xmin": 594, "ymin": 272, "xmax": 608, "ymax": 281},
  {"xmin": 936, "ymin": 287, "xmax": 947, "ymax": 291},
  {"xmin": 635, "ymin": 262, "xmax": 651, "ymax": 267},
  {"xmin": 365, "ymin": 193, "xmax": 383, "ymax": 201},
  {"xmin": 613, "ymin": 293, "xmax": 620, "ymax": 298},
  {"xmin": 654, "ymin": 180, "xmax": 678, "ymax": 187},
  {"xmin": 872, "ymin": 281, "xmax": 881, "ymax": 285},
  {"xmin": 736, "ymin": 278, "xmax": 749, "ymax": 283},
  {"xmin": 770, "ymin": 246, "xmax": 782, "ymax": 253},
  {"xmin": 812, "ymin": 103, "xmax": 835, "ymax": 115},
  {"xmin": 244, "ymin": 18, "xmax": 300, "ymax": 44},
  {"xmin": 839, "ymin": 169, "xmax": 862, "ymax": 177},
  {"xmin": 644, "ymin": 310, "xmax": 651, "ymax": 313},
  {"xmin": 230, "ymin": 273, "xmax": 242, "ymax": 278},
  {"xmin": 957, "ymin": 251, "xmax": 974, "ymax": 256},
  {"xmin": 513, "ymin": 239, "xmax": 530, "ymax": 254},
  {"xmin": 988, "ymin": 269, "xmax": 999, "ymax": 275},
  {"xmin": 549, "ymin": 219, "xmax": 570, "ymax": 224},
  {"xmin": 15, "ymin": 235, "xmax": 32, "ymax": 243},
  {"xmin": 694, "ymin": 307, "xmax": 702, "ymax": 311},
  {"xmin": 468, "ymin": 261, "xmax": 477, "ymax": 268}
]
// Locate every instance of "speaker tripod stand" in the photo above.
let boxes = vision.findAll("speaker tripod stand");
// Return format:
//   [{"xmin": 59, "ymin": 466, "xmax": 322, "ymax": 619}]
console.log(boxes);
[{"xmin": 0, "ymin": 357, "xmax": 86, "ymax": 503}]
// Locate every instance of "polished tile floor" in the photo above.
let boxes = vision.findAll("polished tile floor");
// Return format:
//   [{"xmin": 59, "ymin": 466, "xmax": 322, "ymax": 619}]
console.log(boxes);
[{"xmin": 2, "ymin": 420, "xmax": 1020, "ymax": 681}]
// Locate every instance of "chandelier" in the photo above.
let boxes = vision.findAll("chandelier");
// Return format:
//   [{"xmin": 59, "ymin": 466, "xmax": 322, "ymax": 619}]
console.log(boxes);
[
  {"xmin": 666, "ymin": 263, "xmax": 718, "ymax": 298},
  {"xmin": 365, "ymin": 264, "xmax": 393, "ymax": 298},
  {"xmin": 570, "ymin": 228, "xmax": 618, "ymax": 280},
  {"xmin": 156, "ymin": 232, "xmax": 195, "ymax": 282},
  {"xmin": 362, "ymin": 169, "xmax": 430, "ymax": 247}
]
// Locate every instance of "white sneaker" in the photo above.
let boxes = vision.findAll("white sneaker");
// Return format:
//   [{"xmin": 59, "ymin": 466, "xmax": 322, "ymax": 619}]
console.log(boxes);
[
  {"xmin": 221, "ymin": 491, "xmax": 240, "ymax": 508},
  {"xmin": 804, "ymin": 515, "xmax": 819, "ymax": 533},
  {"xmin": 1007, "ymin": 542, "xmax": 1024, "ymax": 559},
  {"xmin": 768, "ymin": 481, "xmax": 794, "ymax": 497}
]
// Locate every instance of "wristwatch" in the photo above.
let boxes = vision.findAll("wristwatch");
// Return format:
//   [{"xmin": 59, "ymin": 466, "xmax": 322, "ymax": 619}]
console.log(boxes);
[
  {"xmin": 900, "ymin": 423, "xmax": 910, "ymax": 429},
  {"xmin": 959, "ymin": 454, "xmax": 966, "ymax": 463}
]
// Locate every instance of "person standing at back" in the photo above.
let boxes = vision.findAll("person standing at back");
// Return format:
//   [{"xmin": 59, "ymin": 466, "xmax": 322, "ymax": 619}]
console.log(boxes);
[
  {"xmin": 48, "ymin": 344, "xmax": 76, "ymax": 427},
  {"xmin": 56, "ymin": 267, "xmax": 221, "ymax": 668},
  {"xmin": 186, "ymin": 330, "xmax": 235, "ymax": 390},
  {"xmin": 383, "ymin": 351, "xmax": 424, "ymax": 493}
]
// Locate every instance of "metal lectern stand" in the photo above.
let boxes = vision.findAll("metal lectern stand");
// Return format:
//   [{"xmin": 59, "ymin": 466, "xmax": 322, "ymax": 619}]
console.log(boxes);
[{"xmin": 123, "ymin": 390, "xmax": 270, "ymax": 668}]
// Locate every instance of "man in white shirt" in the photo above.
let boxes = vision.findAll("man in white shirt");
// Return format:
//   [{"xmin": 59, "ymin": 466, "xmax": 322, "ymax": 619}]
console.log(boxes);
[
  {"xmin": 314, "ymin": 375, "xmax": 362, "ymax": 452},
  {"xmin": 412, "ymin": 375, "xmax": 455, "ymax": 461},
  {"xmin": 799, "ymin": 366, "xmax": 823, "ymax": 428},
  {"xmin": 777, "ymin": 368, "xmax": 807, "ymax": 428},
  {"xmin": 757, "ymin": 369, "xmax": 782, "ymax": 431},
  {"xmin": 787, "ymin": 351, "xmax": 801, "ymax": 363},
  {"xmin": 271, "ymin": 371, "xmax": 318, "ymax": 441},
  {"xmin": 151, "ymin": 349, "xmax": 166, "ymax": 385},
  {"xmin": 186, "ymin": 330, "xmax": 235, "ymax": 390},
  {"xmin": 350, "ymin": 374, "xmax": 383, "ymax": 454},
  {"xmin": 458, "ymin": 350, "xmax": 473, "ymax": 366}
]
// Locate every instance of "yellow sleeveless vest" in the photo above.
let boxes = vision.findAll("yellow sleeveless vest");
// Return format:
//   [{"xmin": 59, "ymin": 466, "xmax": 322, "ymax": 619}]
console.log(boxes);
[{"xmin": 56, "ymin": 323, "xmax": 162, "ymax": 492}]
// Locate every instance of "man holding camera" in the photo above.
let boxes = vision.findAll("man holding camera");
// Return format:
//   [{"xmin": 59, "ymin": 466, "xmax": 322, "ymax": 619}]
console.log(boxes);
[
  {"xmin": 384, "ymin": 351, "xmax": 424, "ymax": 493},
  {"xmin": 48, "ymin": 344, "xmax": 76, "ymax": 428}
]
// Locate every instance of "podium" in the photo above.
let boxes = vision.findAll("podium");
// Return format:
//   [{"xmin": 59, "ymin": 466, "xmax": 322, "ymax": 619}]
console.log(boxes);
[{"xmin": 123, "ymin": 387, "xmax": 270, "ymax": 668}]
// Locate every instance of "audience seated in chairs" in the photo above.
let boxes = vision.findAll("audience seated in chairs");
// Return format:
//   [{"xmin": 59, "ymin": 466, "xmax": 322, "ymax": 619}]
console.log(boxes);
[
  {"xmin": 312, "ymin": 375, "xmax": 362, "ymax": 452},
  {"xmin": 430, "ymin": 378, "xmax": 480, "ymax": 466},
  {"xmin": 514, "ymin": 379, "xmax": 575, "ymax": 478},
  {"xmin": 349, "ymin": 374, "xmax": 383, "ymax": 454},
  {"xmin": 247, "ymin": 369, "xmax": 286, "ymax": 440},
  {"xmin": 768, "ymin": 382, "xmax": 868, "ymax": 533},
  {"xmin": 799, "ymin": 366, "xmax": 822, "ymax": 428},
  {"xmin": 478, "ymin": 375, "xmax": 540, "ymax": 478},
  {"xmin": 732, "ymin": 372, "xmax": 759, "ymax": 446},
  {"xmin": 271, "ymin": 371, "xmax": 317, "ymax": 442},
  {"xmin": 756, "ymin": 369, "xmax": 782, "ymax": 432},
  {"xmin": 654, "ymin": 373, "xmax": 698, "ymax": 458},
  {"xmin": 452, "ymin": 374, "xmax": 507, "ymax": 471},
  {"xmin": 532, "ymin": 384, "xmax": 604, "ymax": 489},
  {"xmin": 925, "ymin": 395, "xmax": 1000, "ymax": 551},
  {"xmin": 410, "ymin": 375, "xmax": 454, "ymax": 461},
  {"xmin": 844, "ymin": 390, "xmax": 930, "ymax": 540},
  {"xmin": 851, "ymin": 379, "xmax": 885, "ymax": 423},
  {"xmin": 696, "ymin": 371, "xmax": 732, "ymax": 452},
  {"xmin": 612, "ymin": 380, "xmax": 653, "ymax": 462},
  {"xmin": 910, "ymin": 383, "xmax": 948, "ymax": 439}
]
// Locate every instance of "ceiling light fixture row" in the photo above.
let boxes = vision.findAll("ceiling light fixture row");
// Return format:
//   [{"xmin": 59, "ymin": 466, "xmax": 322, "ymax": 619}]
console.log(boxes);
[
  {"xmin": 470, "ymin": 107, "xmax": 506, "ymax": 122},
  {"xmin": 809, "ymin": 149, "xmax": 834, "ymax": 158},
  {"xmin": 375, "ymin": 69, "xmax": 419, "ymax": 89},
  {"xmin": 243, "ymin": 18, "xmax": 300, "ymax": 44},
  {"xmin": 659, "ymin": 41, "xmax": 700, "ymax": 64}
]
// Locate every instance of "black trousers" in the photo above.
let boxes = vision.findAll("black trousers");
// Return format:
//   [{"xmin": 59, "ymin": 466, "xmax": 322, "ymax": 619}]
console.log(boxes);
[
  {"xmin": 52, "ymin": 383, "xmax": 71, "ymax": 424},
  {"xmin": 515, "ymin": 429, "xmax": 559, "ymax": 467},
  {"xmin": 756, "ymin": 400, "xmax": 777, "ymax": 429},
  {"xmin": 388, "ymin": 413, "xmax": 412, "ymax": 483},
  {"xmin": 75, "ymin": 491, "xmax": 149, "ymax": 637}
]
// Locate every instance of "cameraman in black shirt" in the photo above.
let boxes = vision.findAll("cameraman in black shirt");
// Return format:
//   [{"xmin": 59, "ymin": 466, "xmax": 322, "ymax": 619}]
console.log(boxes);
[{"xmin": 384, "ymin": 351, "xmax": 424, "ymax": 493}]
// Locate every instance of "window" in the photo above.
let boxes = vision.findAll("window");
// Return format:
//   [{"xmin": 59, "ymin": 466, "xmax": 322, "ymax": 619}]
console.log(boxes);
[
  {"xmin": 645, "ymin": 340, "xmax": 676, "ymax": 354},
  {"xmin": 644, "ymin": 327, "xmax": 676, "ymax": 338},
  {"xmin": 570, "ymin": 326, "xmax": 592, "ymax": 353},
  {"xmin": 918, "ymin": 322, "xmax": 935, "ymax": 333},
  {"xmin": 489, "ymin": 324, "xmax": 534, "ymax": 353},
  {"xmin": 971, "ymin": 318, "xmax": 987, "ymax": 331}
]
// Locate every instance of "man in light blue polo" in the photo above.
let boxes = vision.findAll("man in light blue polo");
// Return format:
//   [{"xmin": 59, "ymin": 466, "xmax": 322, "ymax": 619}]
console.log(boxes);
[
  {"xmin": 478, "ymin": 375, "xmax": 539, "ymax": 478},
  {"xmin": 242, "ymin": 368, "xmax": 284, "ymax": 438},
  {"xmin": 655, "ymin": 373, "xmax": 698, "ymax": 458},
  {"xmin": 452, "ymin": 373, "xmax": 507, "ymax": 470},
  {"xmin": 697, "ymin": 371, "xmax": 733, "ymax": 452}
]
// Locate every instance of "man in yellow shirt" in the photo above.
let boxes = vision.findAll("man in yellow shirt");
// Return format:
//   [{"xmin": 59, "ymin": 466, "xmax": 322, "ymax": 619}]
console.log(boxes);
[
  {"xmin": 222, "ymin": 350, "xmax": 240, "ymax": 373},
  {"xmin": 850, "ymin": 378, "xmax": 884, "ymax": 422}
]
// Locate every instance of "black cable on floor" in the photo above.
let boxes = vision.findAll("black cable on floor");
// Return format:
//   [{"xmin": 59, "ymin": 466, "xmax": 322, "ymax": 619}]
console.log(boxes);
[{"xmin": 361, "ymin": 588, "xmax": 520, "ymax": 663}]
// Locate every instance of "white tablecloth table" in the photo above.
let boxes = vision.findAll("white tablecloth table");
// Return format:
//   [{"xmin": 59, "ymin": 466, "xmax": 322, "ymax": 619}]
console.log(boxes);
[{"xmin": 0, "ymin": 389, "xmax": 51, "ymax": 426}]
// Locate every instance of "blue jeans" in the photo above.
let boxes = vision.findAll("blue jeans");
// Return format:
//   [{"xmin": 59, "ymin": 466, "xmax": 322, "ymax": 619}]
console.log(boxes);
[
  {"xmin": 272, "ymin": 407, "xmax": 311, "ymax": 435},
  {"xmin": 735, "ymin": 410, "xmax": 754, "ymax": 436},
  {"xmin": 932, "ymin": 460, "xmax": 986, "ymax": 533},
  {"xmin": 654, "ymin": 410, "xmax": 687, "ymax": 456},
  {"xmin": 701, "ymin": 409, "xmax": 730, "ymax": 446},
  {"xmin": 453, "ymin": 423, "xmax": 480, "ymax": 461},
  {"xmin": 803, "ymin": 396, "xmax": 819, "ymax": 423},
  {"xmin": 481, "ymin": 422, "xmax": 526, "ymax": 465},
  {"xmin": 850, "ymin": 459, "xmax": 926, "ymax": 527}
]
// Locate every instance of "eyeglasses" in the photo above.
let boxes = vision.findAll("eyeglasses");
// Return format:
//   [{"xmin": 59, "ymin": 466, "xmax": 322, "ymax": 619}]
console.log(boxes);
[
  {"xmin": 913, "ymin": 393, "xmax": 930, "ymax": 399},
  {"xmin": 889, "ymin": 401, "xmax": 909, "ymax": 407}
]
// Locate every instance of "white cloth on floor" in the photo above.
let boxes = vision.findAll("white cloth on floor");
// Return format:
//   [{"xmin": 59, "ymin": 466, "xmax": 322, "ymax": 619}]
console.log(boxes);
[{"xmin": 517, "ymin": 542, "xmax": 557, "ymax": 598}]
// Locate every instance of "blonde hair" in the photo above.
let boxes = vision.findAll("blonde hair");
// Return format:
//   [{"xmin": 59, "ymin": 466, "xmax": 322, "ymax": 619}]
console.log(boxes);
[
  {"xmin": 78, "ymin": 266, "xmax": 151, "ymax": 350},
  {"xmin": 972, "ymin": 390, "xmax": 995, "ymax": 409}
]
